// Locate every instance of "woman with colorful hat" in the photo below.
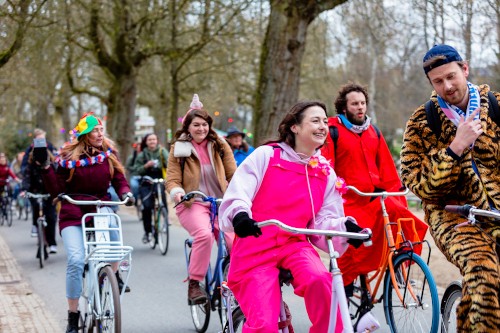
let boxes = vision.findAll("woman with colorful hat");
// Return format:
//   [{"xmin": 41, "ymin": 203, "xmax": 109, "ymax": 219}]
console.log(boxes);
[{"xmin": 39, "ymin": 112, "xmax": 134, "ymax": 333}]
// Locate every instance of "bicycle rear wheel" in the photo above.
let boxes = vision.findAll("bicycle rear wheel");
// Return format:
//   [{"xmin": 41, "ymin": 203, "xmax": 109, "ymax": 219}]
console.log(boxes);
[
  {"xmin": 157, "ymin": 206, "xmax": 169, "ymax": 255},
  {"xmin": 441, "ymin": 280, "xmax": 462, "ymax": 333},
  {"xmin": 383, "ymin": 252, "xmax": 439, "ymax": 333},
  {"xmin": 97, "ymin": 265, "xmax": 121, "ymax": 333}
]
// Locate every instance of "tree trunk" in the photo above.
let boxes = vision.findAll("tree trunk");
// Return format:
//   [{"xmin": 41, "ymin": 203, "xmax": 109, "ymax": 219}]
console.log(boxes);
[
  {"xmin": 253, "ymin": 5, "xmax": 309, "ymax": 145},
  {"xmin": 252, "ymin": 0, "xmax": 346, "ymax": 145},
  {"xmin": 106, "ymin": 73, "xmax": 137, "ymax": 161}
]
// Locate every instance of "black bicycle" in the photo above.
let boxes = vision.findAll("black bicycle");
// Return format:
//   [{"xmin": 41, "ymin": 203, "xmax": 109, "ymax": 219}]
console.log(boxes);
[
  {"xmin": 141, "ymin": 176, "xmax": 169, "ymax": 255},
  {"xmin": 25, "ymin": 192, "xmax": 51, "ymax": 268}
]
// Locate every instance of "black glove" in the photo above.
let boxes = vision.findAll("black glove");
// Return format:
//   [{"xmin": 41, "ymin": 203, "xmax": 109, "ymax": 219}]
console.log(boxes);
[
  {"xmin": 232, "ymin": 212, "xmax": 262, "ymax": 238},
  {"xmin": 122, "ymin": 192, "xmax": 135, "ymax": 206},
  {"xmin": 33, "ymin": 147, "xmax": 49, "ymax": 166},
  {"xmin": 345, "ymin": 218, "xmax": 364, "ymax": 248}
]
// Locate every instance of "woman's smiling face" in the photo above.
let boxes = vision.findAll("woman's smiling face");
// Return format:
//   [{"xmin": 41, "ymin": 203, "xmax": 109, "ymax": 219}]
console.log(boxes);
[{"xmin": 188, "ymin": 116, "xmax": 210, "ymax": 143}]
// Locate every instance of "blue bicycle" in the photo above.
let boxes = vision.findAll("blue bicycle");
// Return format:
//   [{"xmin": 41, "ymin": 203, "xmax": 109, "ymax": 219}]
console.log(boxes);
[{"xmin": 176, "ymin": 191, "xmax": 231, "ymax": 333}]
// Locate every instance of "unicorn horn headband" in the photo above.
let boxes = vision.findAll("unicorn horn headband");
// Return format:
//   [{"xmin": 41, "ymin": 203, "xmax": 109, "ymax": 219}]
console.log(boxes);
[{"xmin": 182, "ymin": 94, "xmax": 204, "ymax": 124}]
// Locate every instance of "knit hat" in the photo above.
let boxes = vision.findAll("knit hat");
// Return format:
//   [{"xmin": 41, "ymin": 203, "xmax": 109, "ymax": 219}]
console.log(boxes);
[
  {"xmin": 226, "ymin": 126, "xmax": 245, "ymax": 138},
  {"xmin": 73, "ymin": 112, "xmax": 103, "ymax": 139},
  {"xmin": 423, "ymin": 44, "xmax": 463, "ymax": 75},
  {"xmin": 182, "ymin": 94, "xmax": 204, "ymax": 124}
]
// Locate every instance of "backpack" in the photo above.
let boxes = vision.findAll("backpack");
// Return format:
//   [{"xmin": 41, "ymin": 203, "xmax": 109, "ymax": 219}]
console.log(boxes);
[
  {"xmin": 328, "ymin": 123, "xmax": 381, "ymax": 151},
  {"xmin": 424, "ymin": 91, "xmax": 500, "ymax": 138}
]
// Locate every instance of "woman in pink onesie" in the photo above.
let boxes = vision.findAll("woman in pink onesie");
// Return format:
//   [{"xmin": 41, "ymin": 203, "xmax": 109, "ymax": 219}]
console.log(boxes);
[
  {"xmin": 166, "ymin": 94, "xmax": 237, "ymax": 305},
  {"xmin": 220, "ymin": 100, "xmax": 361, "ymax": 333}
]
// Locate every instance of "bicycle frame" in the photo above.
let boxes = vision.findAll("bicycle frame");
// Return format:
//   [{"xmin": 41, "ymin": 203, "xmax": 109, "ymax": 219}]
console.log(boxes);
[
  {"xmin": 258, "ymin": 220, "xmax": 371, "ymax": 333},
  {"xmin": 347, "ymin": 186, "xmax": 432, "ymax": 307}
]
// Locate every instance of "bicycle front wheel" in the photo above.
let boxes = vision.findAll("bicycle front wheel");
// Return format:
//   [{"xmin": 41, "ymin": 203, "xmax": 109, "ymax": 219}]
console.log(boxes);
[
  {"xmin": 149, "ymin": 209, "xmax": 157, "ymax": 250},
  {"xmin": 97, "ymin": 265, "xmax": 121, "ymax": 333},
  {"xmin": 37, "ymin": 218, "xmax": 45, "ymax": 269},
  {"xmin": 441, "ymin": 280, "xmax": 462, "ymax": 333},
  {"xmin": 157, "ymin": 207, "xmax": 169, "ymax": 255},
  {"xmin": 6, "ymin": 199, "xmax": 12, "ymax": 227},
  {"xmin": 384, "ymin": 252, "xmax": 439, "ymax": 333},
  {"xmin": 223, "ymin": 305, "xmax": 245, "ymax": 333}
]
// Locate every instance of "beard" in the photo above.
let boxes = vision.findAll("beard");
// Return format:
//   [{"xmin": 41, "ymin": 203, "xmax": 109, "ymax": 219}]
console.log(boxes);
[{"xmin": 345, "ymin": 112, "xmax": 365, "ymax": 126}]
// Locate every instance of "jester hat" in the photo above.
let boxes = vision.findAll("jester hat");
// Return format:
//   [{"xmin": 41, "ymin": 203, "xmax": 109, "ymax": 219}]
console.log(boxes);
[{"xmin": 73, "ymin": 112, "xmax": 103, "ymax": 140}]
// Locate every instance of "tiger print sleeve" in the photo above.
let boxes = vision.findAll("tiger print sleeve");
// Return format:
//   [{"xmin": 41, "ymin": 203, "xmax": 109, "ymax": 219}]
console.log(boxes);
[{"xmin": 400, "ymin": 105, "xmax": 463, "ymax": 201}]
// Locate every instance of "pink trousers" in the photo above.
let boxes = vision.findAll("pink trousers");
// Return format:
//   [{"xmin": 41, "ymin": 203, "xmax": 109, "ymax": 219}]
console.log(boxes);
[{"xmin": 176, "ymin": 202, "xmax": 234, "ymax": 281}]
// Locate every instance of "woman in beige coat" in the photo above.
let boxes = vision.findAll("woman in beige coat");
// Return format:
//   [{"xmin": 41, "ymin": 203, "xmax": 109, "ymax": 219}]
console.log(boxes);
[{"xmin": 166, "ymin": 94, "xmax": 237, "ymax": 305}]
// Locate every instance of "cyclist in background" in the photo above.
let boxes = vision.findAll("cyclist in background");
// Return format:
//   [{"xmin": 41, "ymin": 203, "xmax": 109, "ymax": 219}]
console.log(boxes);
[
  {"xmin": 224, "ymin": 126, "xmax": 255, "ymax": 166},
  {"xmin": 133, "ymin": 133, "xmax": 168, "ymax": 243},
  {"xmin": 219, "ymin": 100, "xmax": 361, "ymax": 333},
  {"xmin": 0, "ymin": 152, "xmax": 20, "ymax": 195},
  {"xmin": 320, "ymin": 82, "xmax": 428, "ymax": 295},
  {"xmin": 39, "ymin": 112, "xmax": 134, "ymax": 333},
  {"xmin": 10, "ymin": 152, "xmax": 24, "ymax": 202},
  {"xmin": 166, "ymin": 94, "xmax": 236, "ymax": 305},
  {"xmin": 22, "ymin": 141, "xmax": 58, "ymax": 254}
]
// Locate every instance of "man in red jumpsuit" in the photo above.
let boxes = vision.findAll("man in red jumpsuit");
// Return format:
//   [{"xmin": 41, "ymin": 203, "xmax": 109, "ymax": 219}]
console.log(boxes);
[{"xmin": 321, "ymin": 82, "xmax": 428, "ymax": 290}]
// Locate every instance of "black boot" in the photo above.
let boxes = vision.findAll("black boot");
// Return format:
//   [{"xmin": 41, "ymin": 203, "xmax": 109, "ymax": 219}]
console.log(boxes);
[
  {"xmin": 65, "ymin": 311, "xmax": 80, "ymax": 333},
  {"xmin": 116, "ymin": 271, "xmax": 131, "ymax": 293}
]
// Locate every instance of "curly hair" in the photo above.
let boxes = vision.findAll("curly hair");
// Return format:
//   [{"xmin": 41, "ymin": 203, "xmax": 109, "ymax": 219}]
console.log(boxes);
[{"xmin": 334, "ymin": 82, "xmax": 369, "ymax": 115}]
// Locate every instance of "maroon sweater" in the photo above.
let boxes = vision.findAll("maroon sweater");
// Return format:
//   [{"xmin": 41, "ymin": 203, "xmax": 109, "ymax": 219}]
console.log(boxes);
[
  {"xmin": 42, "ymin": 157, "xmax": 130, "ymax": 232},
  {"xmin": 0, "ymin": 164, "xmax": 16, "ymax": 187}
]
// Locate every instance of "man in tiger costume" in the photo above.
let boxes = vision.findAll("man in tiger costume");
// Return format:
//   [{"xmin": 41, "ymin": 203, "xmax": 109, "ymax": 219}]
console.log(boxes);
[{"xmin": 400, "ymin": 44, "xmax": 500, "ymax": 332}]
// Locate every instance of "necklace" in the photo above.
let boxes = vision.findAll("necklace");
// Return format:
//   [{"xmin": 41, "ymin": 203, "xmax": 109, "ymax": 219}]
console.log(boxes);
[{"xmin": 56, "ymin": 148, "xmax": 112, "ymax": 169}]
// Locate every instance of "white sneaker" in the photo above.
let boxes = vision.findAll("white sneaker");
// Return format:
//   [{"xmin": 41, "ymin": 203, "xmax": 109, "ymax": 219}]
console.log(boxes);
[
  {"xmin": 49, "ymin": 245, "xmax": 58, "ymax": 254},
  {"xmin": 31, "ymin": 225, "xmax": 38, "ymax": 237}
]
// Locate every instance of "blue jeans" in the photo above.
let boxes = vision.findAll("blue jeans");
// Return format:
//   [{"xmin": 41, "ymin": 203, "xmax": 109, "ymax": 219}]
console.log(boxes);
[
  {"xmin": 61, "ymin": 207, "xmax": 119, "ymax": 299},
  {"xmin": 130, "ymin": 176, "xmax": 140, "ymax": 201}
]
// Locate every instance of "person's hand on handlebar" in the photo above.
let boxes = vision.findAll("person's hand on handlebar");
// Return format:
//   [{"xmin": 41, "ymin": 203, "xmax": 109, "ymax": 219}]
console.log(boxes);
[
  {"xmin": 344, "ymin": 217, "xmax": 364, "ymax": 248},
  {"xmin": 121, "ymin": 192, "xmax": 135, "ymax": 206},
  {"xmin": 232, "ymin": 212, "xmax": 262, "ymax": 238},
  {"xmin": 174, "ymin": 192, "xmax": 184, "ymax": 204}
]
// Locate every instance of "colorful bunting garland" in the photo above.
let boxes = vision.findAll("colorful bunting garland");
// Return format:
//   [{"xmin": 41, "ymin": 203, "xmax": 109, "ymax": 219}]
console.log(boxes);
[{"xmin": 55, "ymin": 148, "xmax": 112, "ymax": 169}]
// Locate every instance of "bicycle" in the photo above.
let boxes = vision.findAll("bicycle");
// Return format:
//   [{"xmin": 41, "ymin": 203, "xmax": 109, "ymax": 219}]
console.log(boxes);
[
  {"xmin": 0, "ymin": 184, "xmax": 13, "ymax": 227},
  {"xmin": 24, "ymin": 192, "xmax": 51, "ymax": 268},
  {"xmin": 222, "ymin": 219, "xmax": 373, "ymax": 333},
  {"xmin": 346, "ymin": 186, "xmax": 439, "ymax": 333},
  {"xmin": 141, "ymin": 175, "xmax": 169, "ymax": 255},
  {"xmin": 176, "ymin": 190, "xmax": 231, "ymax": 333},
  {"xmin": 59, "ymin": 194, "xmax": 133, "ymax": 333},
  {"xmin": 441, "ymin": 204, "xmax": 500, "ymax": 333}
]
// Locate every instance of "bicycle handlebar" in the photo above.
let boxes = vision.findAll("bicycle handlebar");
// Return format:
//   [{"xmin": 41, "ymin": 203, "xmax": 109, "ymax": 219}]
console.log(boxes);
[
  {"xmin": 141, "ymin": 175, "xmax": 164, "ymax": 184},
  {"xmin": 174, "ymin": 190, "xmax": 222, "ymax": 208},
  {"xmin": 24, "ymin": 192, "xmax": 51, "ymax": 199},
  {"xmin": 59, "ymin": 194, "xmax": 130, "ymax": 206},
  {"xmin": 256, "ymin": 219, "xmax": 372, "ymax": 241},
  {"xmin": 347, "ymin": 185, "xmax": 409, "ymax": 197},
  {"xmin": 445, "ymin": 204, "xmax": 500, "ymax": 222}
]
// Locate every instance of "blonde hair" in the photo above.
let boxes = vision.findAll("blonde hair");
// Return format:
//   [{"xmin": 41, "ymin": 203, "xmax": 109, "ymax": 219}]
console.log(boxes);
[{"xmin": 60, "ymin": 135, "xmax": 125, "ymax": 182}]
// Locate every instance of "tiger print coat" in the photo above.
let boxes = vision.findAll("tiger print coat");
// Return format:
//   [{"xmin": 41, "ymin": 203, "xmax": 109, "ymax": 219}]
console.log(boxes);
[{"xmin": 400, "ymin": 84, "xmax": 500, "ymax": 332}]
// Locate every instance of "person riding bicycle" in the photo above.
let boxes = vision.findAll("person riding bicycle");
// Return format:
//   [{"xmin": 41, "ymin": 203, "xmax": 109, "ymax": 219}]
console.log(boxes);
[
  {"xmin": 219, "ymin": 100, "xmax": 362, "ymax": 333},
  {"xmin": 22, "ymin": 137, "xmax": 58, "ymax": 255},
  {"xmin": 400, "ymin": 44, "xmax": 500, "ymax": 332},
  {"xmin": 39, "ymin": 112, "xmax": 134, "ymax": 333},
  {"xmin": 0, "ymin": 153, "xmax": 20, "ymax": 197},
  {"xmin": 320, "ymin": 82, "xmax": 428, "ymax": 294},
  {"xmin": 166, "ymin": 93, "xmax": 237, "ymax": 305},
  {"xmin": 133, "ymin": 133, "xmax": 168, "ymax": 243}
]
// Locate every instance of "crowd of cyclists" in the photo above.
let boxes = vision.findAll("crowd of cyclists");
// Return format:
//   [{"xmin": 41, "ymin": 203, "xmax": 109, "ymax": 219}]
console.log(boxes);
[{"xmin": 0, "ymin": 43, "xmax": 499, "ymax": 333}]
